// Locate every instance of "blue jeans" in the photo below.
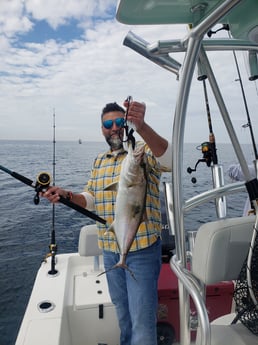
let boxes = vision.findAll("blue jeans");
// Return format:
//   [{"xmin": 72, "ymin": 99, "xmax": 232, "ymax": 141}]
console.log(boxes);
[{"xmin": 103, "ymin": 238, "xmax": 162, "ymax": 345}]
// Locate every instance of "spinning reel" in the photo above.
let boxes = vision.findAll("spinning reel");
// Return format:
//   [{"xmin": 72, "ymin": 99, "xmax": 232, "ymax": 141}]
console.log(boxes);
[{"xmin": 187, "ymin": 142, "xmax": 213, "ymax": 183}]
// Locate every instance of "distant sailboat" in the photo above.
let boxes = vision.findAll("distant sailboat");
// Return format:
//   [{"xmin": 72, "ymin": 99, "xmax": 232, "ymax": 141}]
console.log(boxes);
[{"xmin": 78, "ymin": 138, "xmax": 82, "ymax": 144}]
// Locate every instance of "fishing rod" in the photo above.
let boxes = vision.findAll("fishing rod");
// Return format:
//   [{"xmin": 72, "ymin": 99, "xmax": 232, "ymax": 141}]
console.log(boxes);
[
  {"xmin": 228, "ymin": 33, "xmax": 258, "ymax": 310},
  {"xmin": 186, "ymin": 26, "xmax": 219, "ymax": 180},
  {"xmin": 208, "ymin": 25, "xmax": 258, "ymax": 307},
  {"xmin": 209, "ymin": 25, "xmax": 258, "ymax": 160},
  {"xmin": 232, "ymin": 46, "xmax": 258, "ymax": 160},
  {"xmin": 202, "ymin": 77, "xmax": 218, "ymax": 165},
  {"xmin": 48, "ymin": 109, "xmax": 58, "ymax": 275},
  {"xmin": 187, "ymin": 69, "xmax": 218, "ymax": 178},
  {"xmin": 218, "ymin": 26, "xmax": 258, "ymax": 160},
  {"xmin": 186, "ymin": 41, "xmax": 226, "ymax": 217},
  {"xmin": 0, "ymin": 164, "xmax": 106, "ymax": 225}
]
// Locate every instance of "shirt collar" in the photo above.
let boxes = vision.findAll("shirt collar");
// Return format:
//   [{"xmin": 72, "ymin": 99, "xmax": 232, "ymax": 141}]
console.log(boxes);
[{"xmin": 105, "ymin": 147, "xmax": 127, "ymax": 158}]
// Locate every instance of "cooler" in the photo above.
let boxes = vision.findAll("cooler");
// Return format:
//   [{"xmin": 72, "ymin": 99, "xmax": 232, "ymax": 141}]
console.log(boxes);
[{"xmin": 157, "ymin": 263, "xmax": 234, "ymax": 343}]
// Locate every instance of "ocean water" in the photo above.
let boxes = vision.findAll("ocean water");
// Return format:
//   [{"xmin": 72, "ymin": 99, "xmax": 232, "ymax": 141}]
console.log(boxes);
[{"xmin": 0, "ymin": 140, "xmax": 253, "ymax": 345}]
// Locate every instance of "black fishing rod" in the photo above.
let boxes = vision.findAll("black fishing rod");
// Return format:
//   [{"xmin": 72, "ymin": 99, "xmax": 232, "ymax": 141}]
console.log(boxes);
[
  {"xmin": 48, "ymin": 109, "xmax": 58, "ymax": 275},
  {"xmin": 202, "ymin": 77, "xmax": 218, "ymax": 165},
  {"xmin": 232, "ymin": 47, "xmax": 258, "ymax": 160},
  {"xmin": 185, "ymin": 38, "xmax": 227, "ymax": 217},
  {"xmin": 187, "ymin": 73, "xmax": 218, "ymax": 179},
  {"xmin": 0, "ymin": 164, "xmax": 106, "ymax": 225},
  {"xmin": 186, "ymin": 26, "xmax": 219, "ymax": 180},
  {"xmin": 209, "ymin": 24, "xmax": 258, "ymax": 160}
]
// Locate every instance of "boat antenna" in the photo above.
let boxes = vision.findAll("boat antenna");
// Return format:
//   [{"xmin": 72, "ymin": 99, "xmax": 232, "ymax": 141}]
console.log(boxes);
[{"xmin": 48, "ymin": 108, "xmax": 58, "ymax": 276}]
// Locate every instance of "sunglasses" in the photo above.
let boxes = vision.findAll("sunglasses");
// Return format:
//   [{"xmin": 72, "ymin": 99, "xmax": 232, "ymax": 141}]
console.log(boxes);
[{"xmin": 102, "ymin": 117, "xmax": 125, "ymax": 129}]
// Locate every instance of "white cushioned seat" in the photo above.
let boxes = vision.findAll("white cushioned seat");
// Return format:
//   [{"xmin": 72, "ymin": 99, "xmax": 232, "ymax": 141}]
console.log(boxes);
[
  {"xmin": 192, "ymin": 216, "xmax": 255, "ymax": 284},
  {"xmin": 192, "ymin": 216, "xmax": 257, "ymax": 345}
]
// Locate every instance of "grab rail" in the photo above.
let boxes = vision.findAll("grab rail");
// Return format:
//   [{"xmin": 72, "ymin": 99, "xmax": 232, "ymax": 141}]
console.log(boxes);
[{"xmin": 170, "ymin": 255, "xmax": 211, "ymax": 345}]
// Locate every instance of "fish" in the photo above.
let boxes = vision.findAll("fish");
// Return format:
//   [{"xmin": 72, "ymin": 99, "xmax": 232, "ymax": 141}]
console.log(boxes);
[{"xmin": 99, "ymin": 141, "xmax": 147, "ymax": 279}]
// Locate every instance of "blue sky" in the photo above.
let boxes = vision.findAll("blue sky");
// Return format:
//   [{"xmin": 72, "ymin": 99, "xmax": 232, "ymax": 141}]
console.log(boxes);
[
  {"xmin": 18, "ymin": 19, "xmax": 84, "ymax": 44},
  {"xmin": 0, "ymin": 0, "xmax": 257, "ymax": 144}
]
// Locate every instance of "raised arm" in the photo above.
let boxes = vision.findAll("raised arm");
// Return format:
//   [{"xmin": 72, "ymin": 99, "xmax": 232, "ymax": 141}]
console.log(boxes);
[{"xmin": 124, "ymin": 99, "xmax": 169, "ymax": 157}]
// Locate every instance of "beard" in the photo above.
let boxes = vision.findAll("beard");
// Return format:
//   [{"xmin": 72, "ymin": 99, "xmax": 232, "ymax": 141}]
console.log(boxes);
[{"xmin": 105, "ymin": 132, "xmax": 123, "ymax": 151}]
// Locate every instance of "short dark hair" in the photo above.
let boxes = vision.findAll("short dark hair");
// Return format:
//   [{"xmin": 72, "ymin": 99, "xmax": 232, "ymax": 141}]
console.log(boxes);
[{"xmin": 101, "ymin": 102, "xmax": 125, "ymax": 118}]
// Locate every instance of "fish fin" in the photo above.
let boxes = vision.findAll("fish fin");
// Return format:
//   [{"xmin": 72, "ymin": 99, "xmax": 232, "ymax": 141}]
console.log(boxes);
[
  {"xmin": 104, "ymin": 182, "xmax": 118, "ymax": 191},
  {"xmin": 97, "ymin": 263, "xmax": 137, "ymax": 281}
]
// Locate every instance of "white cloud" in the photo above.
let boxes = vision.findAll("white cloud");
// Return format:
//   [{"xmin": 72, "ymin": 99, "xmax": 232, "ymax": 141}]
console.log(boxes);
[
  {"xmin": 0, "ymin": 0, "xmax": 257, "ymax": 144},
  {"xmin": 0, "ymin": 0, "xmax": 33, "ymax": 37},
  {"xmin": 25, "ymin": 0, "xmax": 115, "ymax": 29}
]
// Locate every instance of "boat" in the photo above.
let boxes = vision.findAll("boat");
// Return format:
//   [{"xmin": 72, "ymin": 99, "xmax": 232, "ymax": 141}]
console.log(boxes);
[{"xmin": 14, "ymin": 1, "xmax": 258, "ymax": 345}]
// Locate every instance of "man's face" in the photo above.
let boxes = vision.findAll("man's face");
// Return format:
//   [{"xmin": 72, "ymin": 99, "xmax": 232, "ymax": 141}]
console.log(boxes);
[{"xmin": 102, "ymin": 111, "xmax": 125, "ymax": 150}]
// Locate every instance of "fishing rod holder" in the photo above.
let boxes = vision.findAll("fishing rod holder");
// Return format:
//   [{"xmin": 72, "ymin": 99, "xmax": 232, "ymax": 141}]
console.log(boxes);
[
  {"xmin": 248, "ymin": 51, "xmax": 258, "ymax": 81},
  {"xmin": 47, "ymin": 243, "xmax": 58, "ymax": 276},
  {"xmin": 211, "ymin": 164, "xmax": 227, "ymax": 218}
]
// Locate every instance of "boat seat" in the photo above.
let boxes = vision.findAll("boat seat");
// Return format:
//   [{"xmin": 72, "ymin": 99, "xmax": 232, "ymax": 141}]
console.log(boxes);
[
  {"xmin": 192, "ymin": 216, "xmax": 255, "ymax": 284},
  {"xmin": 191, "ymin": 216, "xmax": 257, "ymax": 345},
  {"xmin": 78, "ymin": 224, "xmax": 102, "ymax": 257}
]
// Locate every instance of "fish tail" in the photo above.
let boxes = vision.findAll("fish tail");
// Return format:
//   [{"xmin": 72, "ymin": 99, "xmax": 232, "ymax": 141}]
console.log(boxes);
[
  {"xmin": 123, "ymin": 264, "xmax": 136, "ymax": 281},
  {"xmin": 97, "ymin": 263, "xmax": 137, "ymax": 281}
]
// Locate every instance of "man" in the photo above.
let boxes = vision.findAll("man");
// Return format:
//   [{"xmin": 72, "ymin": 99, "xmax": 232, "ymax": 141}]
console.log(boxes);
[
  {"xmin": 43, "ymin": 99, "xmax": 172, "ymax": 345},
  {"xmin": 228, "ymin": 163, "xmax": 256, "ymax": 216}
]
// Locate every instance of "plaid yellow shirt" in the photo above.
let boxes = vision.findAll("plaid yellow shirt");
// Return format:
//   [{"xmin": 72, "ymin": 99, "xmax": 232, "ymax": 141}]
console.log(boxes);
[{"xmin": 84, "ymin": 142, "xmax": 168, "ymax": 252}]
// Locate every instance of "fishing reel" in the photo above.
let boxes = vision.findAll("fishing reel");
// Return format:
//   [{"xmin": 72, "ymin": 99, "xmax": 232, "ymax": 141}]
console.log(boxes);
[
  {"xmin": 187, "ymin": 142, "xmax": 213, "ymax": 183},
  {"xmin": 34, "ymin": 172, "xmax": 51, "ymax": 205}
]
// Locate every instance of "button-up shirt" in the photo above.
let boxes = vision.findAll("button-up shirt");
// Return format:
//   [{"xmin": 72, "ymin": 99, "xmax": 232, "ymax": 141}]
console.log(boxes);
[{"xmin": 84, "ymin": 142, "xmax": 170, "ymax": 252}]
